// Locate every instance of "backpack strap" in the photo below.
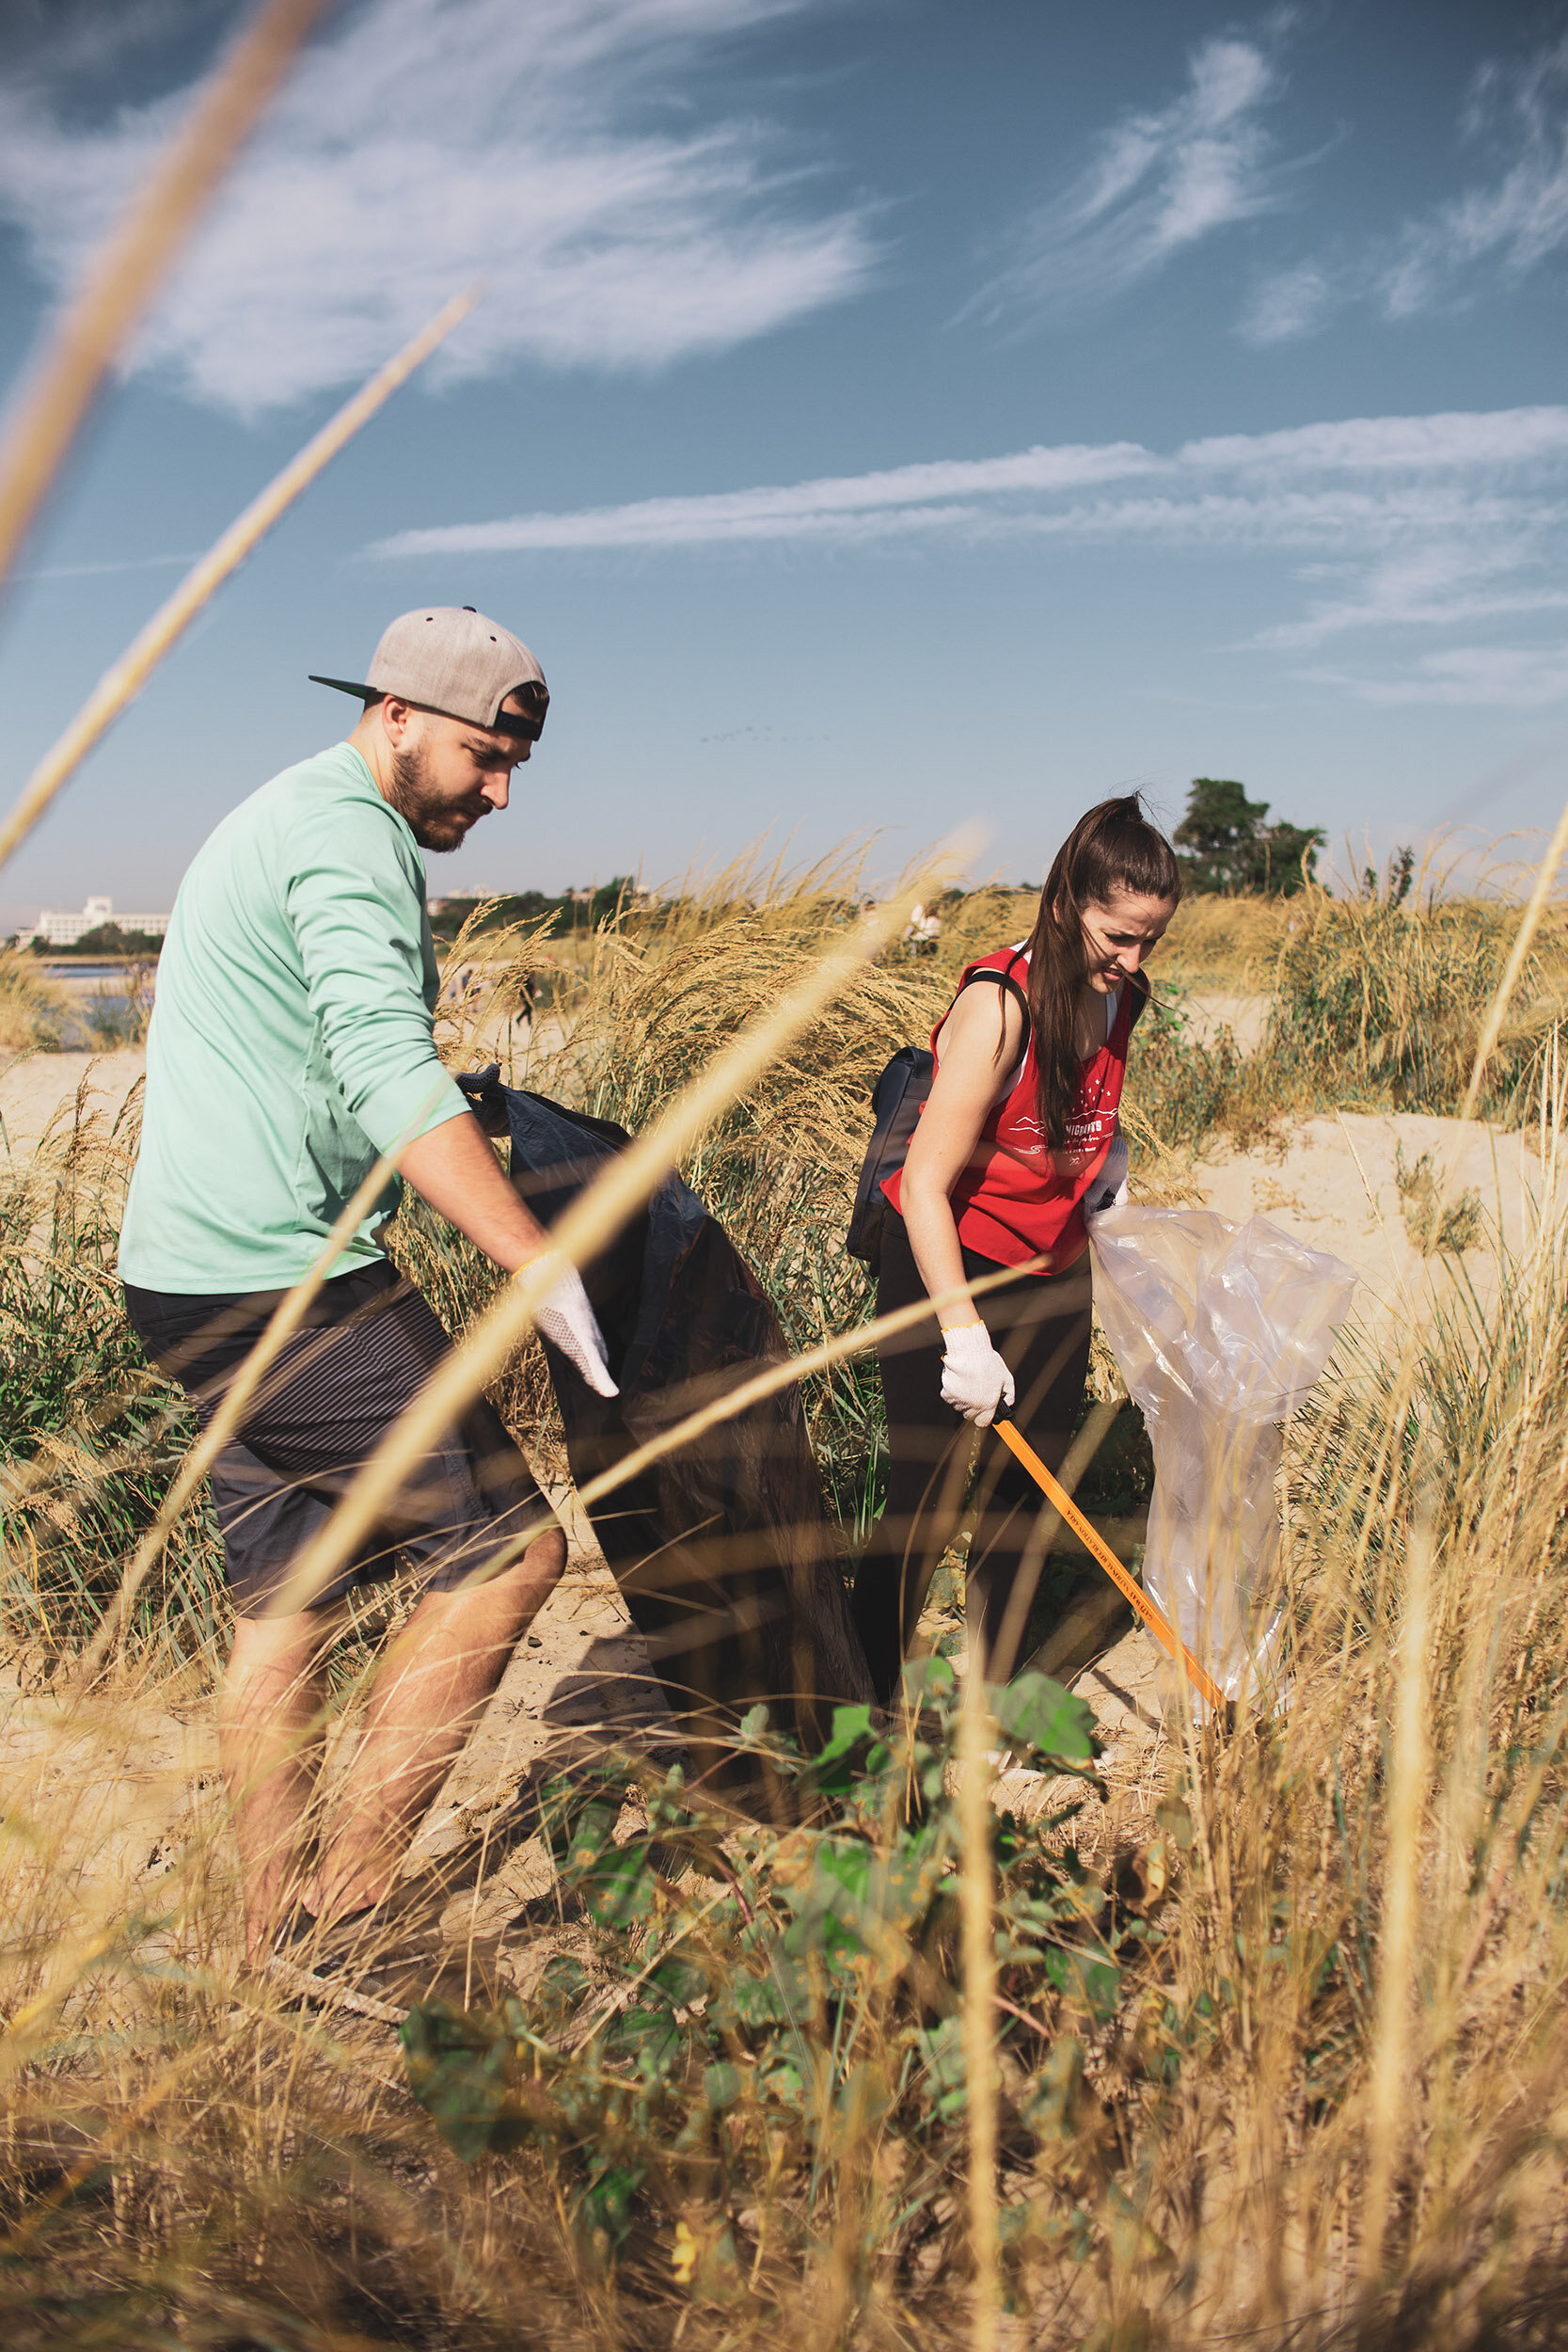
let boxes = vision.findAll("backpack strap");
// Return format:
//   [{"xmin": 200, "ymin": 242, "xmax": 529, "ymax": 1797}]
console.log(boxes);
[{"xmin": 953, "ymin": 958, "xmax": 1032, "ymax": 1050}]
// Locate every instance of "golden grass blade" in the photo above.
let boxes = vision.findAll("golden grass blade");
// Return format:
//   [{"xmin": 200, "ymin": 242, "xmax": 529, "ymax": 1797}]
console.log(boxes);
[
  {"xmin": 72, "ymin": 1081, "xmax": 456, "ymax": 1685},
  {"xmin": 1362, "ymin": 1495, "xmax": 1433, "ymax": 2285},
  {"xmin": 0, "ymin": 289, "xmax": 479, "ymax": 877},
  {"xmin": 265, "ymin": 847, "xmax": 978, "ymax": 1617},
  {"xmin": 1456, "ymin": 791, "xmax": 1568, "ymax": 1128},
  {"xmin": 0, "ymin": 0, "xmax": 331, "ymax": 594},
  {"xmin": 958, "ymin": 1638, "xmax": 999, "ymax": 2352}
]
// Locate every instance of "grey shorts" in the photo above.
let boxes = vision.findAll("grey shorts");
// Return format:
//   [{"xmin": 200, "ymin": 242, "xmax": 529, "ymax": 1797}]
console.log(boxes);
[{"xmin": 122, "ymin": 1260, "xmax": 554, "ymax": 1616}]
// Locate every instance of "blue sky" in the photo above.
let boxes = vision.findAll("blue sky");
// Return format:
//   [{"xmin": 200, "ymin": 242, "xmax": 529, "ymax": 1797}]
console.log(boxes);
[{"xmin": 1, "ymin": 0, "xmax": 1565, "ymax": 925}]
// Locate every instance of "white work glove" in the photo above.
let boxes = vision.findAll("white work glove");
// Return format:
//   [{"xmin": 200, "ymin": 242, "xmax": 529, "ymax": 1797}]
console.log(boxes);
[
  {"xmin": 527, "ymin": 1260, "xmax": 619, "ymax": 1398},
  {"xmin": 1085, "ymin": 1132, "xmax": 1129, "ymax": 1218},
  {"xmin": 940, "ymin": 1321, "xmax": 1016, "ymax": 1429}
]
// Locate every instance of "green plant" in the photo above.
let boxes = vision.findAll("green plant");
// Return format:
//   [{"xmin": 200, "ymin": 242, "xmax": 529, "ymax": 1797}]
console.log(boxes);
[
  {"xmin": 0, "ymin": 1099, "xmax": 226, "ymax": 1658},
  {"xmin": 1118, "ymin": 980, "xmax": 1284, "ymax": 1155},
  {"xmin": 1268, "ymin": 885, "xmax": 1560, "ymax": 1115},
  {"xmin": 1363, "ymin": 845, "xmax": 1416, "ymax": 908},
  {"xmin": 1394, "ymin": 1142, "xmax": 1483, "ymax": 1256},
  {"xmin": 402, "ymin": 1660, "xmax": 1148, "ymax": 2288}
]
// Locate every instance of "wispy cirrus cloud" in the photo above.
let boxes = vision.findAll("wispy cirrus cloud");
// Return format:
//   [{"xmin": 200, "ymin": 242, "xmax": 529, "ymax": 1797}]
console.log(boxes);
[
  {"xmin": 0, "ymin": 0, "xmax": 874, "ymax": 414},
  {"xmin": 372, "ymin": 438, "xmax": 1162, "ymax": 552},
  {"xmin": 1310, "ymin": 644, "xmax": 1568, "ymax": 709},
  {"xmin": 369, "ymin": 404, "xmax": 1568, "ymax": 707},
  {"xmin": 1243, "ymin": 31, "xmax": 1568, "ymax": 342},
  {"xmin": 966, "ymin": 29, "xmax": 1294, "ymax": 328}
]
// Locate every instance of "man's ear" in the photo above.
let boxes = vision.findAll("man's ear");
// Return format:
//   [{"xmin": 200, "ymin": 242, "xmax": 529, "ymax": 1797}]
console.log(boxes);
[{"xmin": 376, "ymin": 694, "xmax": 413, "ymax": 743}]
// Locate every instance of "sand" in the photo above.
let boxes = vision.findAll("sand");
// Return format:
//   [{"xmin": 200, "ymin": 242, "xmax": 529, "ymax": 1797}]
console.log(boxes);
[
  {"xmin": 1183, "ymin": 1107, "xmax": 1540, "ymax": 1347},
  {"xmin": 1182, "ymin": 989, "xmax": 1269, "ymax": 1052},
  {"xmin": 0, "ymin": 1046, "xmax": 146, "ymax": 1162}
]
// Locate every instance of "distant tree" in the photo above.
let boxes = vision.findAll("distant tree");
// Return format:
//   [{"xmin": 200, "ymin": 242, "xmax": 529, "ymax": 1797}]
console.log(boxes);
[
  {"xmin": 1174, "ymin": 776, "xmax": 1325, "ymax": 897},
  {"xmin": 1173, "ymin": 779, "xmax": 1269, "ymax": 893},
  {"xmin": 57, "ymin": 922, "xmax": 164, "ymax": 956},
  {"xmin": 430, "ymin": 880, "xmax": 641, "ymax": 945},
  {"xmin": 583, "ymin": 876, "xmax": 636, "ymax": 930}
]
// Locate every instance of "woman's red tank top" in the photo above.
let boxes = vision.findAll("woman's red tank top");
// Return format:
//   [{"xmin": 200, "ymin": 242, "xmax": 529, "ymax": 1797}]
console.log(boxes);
[{"xmin": 880, "ymin": 946, "xmax": 1140, "ymax": 1273}]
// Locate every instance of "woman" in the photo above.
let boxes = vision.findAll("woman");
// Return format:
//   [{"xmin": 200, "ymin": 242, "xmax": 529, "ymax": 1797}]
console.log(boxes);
[{"xmin": 851, "ymin": 795, "xmax": 1180, "ymax": 1703}]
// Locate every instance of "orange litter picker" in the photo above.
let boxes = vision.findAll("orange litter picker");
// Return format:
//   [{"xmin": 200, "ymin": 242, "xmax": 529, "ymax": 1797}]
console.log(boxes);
[{"xmin": 993, "ymin": 1419, "xmax": 1226, "ymax": 1716}]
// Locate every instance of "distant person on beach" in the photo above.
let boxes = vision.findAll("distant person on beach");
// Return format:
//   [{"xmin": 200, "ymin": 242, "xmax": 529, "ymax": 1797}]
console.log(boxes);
[
  {"xmin": 117, "ymin": 606, "xmax": 617, "ymax": 1967},
  {"xmin": 904, "ymin": 900, "xmax": 942, "ymax": 957},
  {"xmin": 853, "ymin": 796, "xmax": 1180, "ymax": 1701}
]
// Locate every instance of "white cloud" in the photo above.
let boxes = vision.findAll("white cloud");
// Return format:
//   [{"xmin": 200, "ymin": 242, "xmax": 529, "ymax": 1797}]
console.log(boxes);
[
  {"xmin": 1182, "ymin": 408, "xmax": 1568, "ymax": 473},
  {"xmin": 1239, "ymin": 258, "xmax": 1333, "ymax": 344},
  {"xmin": 967, "ymin": 32, "xmax": 1291, "ymax": 326},
  {"xmin": 371, "ymin": 403, "xmax": 1568, "ymax": 556},
  {"xmin": 0, "ymin": 0, "xmax": 874, "ymax": 413},
  {"xmin": 1241, "ymin": 32, "xmax": 1568, "ymax": 342},
  {"xmin": 1315, "ymin": 644, "xmax": 1568, "ymax": 709},
  {"xmin": 376, "ymin": 438, "xmax": 1161, "ymax": 553},
  {"xmin": 369, "ymin": 402, "xmax": 1568, "ymax": 708},
  {"xmin": 1382, "ymin": 35, "xmax": 1568, "ymax": 315},
  {"xmin": 1252, "ymin": 544, "xmax": 1568, "ymax": 652}
]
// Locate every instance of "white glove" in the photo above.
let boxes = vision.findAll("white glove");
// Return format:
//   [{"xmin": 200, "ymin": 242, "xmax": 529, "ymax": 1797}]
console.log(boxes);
[
  {"xmin": 527, "ymin": 1260, "xmax": 619, "ymax": 1398},
  {"xmin": 939, "ymin": 1321, "xmax": 1016, "ymax": 1428},
  {"xmin": 1085, "ymin": 1132, "xmax": 1129, "ymax": 1218}
]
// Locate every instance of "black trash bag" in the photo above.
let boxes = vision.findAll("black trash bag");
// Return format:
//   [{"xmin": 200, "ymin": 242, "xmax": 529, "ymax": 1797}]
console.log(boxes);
[{"xmin": 458, "ymin": 1072, "xmax": 874, "ymax": 1792}]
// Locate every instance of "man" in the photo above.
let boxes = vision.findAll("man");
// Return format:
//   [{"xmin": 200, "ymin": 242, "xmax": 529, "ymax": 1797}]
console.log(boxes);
[{"xmin": 119, "ymin": 606, "xmax": 616, "ymax": 1962}]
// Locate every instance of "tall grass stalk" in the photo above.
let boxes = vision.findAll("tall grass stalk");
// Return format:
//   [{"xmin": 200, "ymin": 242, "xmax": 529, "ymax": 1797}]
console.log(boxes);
[
  {"xmin": 0, "ymin": 954, "xmax": 70, "ymax": 1054},
  {"xmin": 958, "ymin": 1647, "xmax": 999, "ymax": 2352},
  {"xmin": 0, "ymin": 0, "xmax": 327, "ymax": 604},
  {"xmin": 1, "ymin": 291, "xmax": 477, "ymax": 877},
  {"xmin": 1362, "ymin": 1497, "xmax": 1432, "ymax": 2285}
]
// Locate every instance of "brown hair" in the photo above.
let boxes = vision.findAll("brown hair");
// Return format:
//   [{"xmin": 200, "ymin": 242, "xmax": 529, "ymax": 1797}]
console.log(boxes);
[{"xmin": 1016, "ymin": 793, "xmax": 1180, "ymax": 1150}]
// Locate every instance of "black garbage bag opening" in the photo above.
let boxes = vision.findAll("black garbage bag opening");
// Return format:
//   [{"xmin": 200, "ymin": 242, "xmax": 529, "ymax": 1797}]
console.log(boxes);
[{"xmin": 458, "ymin": 1072, "xmax": 874, "ymax": 1796}]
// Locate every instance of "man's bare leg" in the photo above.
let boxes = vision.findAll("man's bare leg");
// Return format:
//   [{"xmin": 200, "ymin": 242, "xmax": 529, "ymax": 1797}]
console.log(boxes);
[
  {"xmin": 305, "ymin": 1524, "xmax": 565, "ymax": 1927},
  {"xmin": 221, "ymin": 1609, "xmax": 339, "ymax": 1960}
]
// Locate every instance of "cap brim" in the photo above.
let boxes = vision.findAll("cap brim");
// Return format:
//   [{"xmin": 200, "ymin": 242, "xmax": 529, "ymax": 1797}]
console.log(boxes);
[{"xmin": 308, "ymin": 675, "xmax": 542, "ymax": 740}]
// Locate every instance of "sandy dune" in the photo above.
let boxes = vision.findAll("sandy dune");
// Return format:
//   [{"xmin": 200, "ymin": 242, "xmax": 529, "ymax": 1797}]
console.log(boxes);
[
  {"xmin": 1184, "ymin": 1107, "xmax": 1540, "ymax": 1344},
  {"xmin": 0, "ymin": 1047, "xmax": 146, "ymax": 1162},
  {"xmin": 1182, "ymin": 989, "xmax": 1269, "ymax": 1052}
]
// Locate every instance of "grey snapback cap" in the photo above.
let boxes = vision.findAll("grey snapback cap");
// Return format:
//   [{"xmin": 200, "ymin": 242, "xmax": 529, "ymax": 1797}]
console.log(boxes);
[{"xmin": 310, "ymin": 606, "xmax": 548, "ymax": 739}]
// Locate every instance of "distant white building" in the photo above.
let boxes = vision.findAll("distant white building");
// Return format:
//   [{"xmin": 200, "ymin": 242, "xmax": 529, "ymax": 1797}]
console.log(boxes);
[{"xmin": 22, "ymin": 896, "xmax": 172, "ymax": 948}]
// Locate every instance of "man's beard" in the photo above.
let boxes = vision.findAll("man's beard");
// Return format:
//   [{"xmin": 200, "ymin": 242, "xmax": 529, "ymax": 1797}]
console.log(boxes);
[{"xmin": 384, "ymin": 741, "xmax": 486, "ymax": 852}]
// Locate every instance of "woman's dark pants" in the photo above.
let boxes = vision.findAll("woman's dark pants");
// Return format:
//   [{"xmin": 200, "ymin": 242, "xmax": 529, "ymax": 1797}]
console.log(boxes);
[{"xmin": 850, "ymin": 1209, "xmax": 1092, "ymax": 1703}]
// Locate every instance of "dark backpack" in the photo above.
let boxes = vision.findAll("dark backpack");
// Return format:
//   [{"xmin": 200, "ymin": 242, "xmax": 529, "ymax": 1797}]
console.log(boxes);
[{"xmin": 846, "ymin": 963, "xmax": 1031, "ymax": 1273}]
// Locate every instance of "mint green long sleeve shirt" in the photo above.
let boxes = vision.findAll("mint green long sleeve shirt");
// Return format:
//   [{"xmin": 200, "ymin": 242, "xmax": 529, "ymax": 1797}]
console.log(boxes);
[{"xmin": 118, "ymin": 742, "xmax": 469, "ymax": 1294}]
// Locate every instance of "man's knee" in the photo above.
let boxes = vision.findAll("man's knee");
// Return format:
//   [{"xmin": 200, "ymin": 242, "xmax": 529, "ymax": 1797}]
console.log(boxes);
[
  {"xmin": 436, "ymin": 1519, "xmax": 566, "ymax": 1625},
  {"xmin": 500, "ymin": 1519, "xmax": 565, "ymax": 1613},
  {"xmin": 529, "ymin": 1520, "xmax": 567, "ymax": 1581},
  {"xmin": 225, "ymin": 1607, "xmax": 331, "ymax": 1700}
]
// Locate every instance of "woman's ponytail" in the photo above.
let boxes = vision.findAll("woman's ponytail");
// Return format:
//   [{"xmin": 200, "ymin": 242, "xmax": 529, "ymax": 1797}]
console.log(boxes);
[{"xmin": 1023, "ymin": 794, "xmax": 1180, "ymax": 1150}]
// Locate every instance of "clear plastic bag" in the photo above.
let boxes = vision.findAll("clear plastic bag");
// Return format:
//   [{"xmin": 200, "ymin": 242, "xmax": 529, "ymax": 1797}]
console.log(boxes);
[{"xmin": 1087, "ymin": 1207, "xmax": 1358, "ymax": 1705}]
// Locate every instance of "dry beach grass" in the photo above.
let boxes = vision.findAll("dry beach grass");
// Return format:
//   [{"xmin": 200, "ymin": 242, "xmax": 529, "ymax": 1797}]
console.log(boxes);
[
  {"xmin": 4, "ymin": 28, "xmax": 1568, "ymax": 2327},
  {"xmin": 2, "ymin": 850, "xmax": 1568, "ymax": 2347}
]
